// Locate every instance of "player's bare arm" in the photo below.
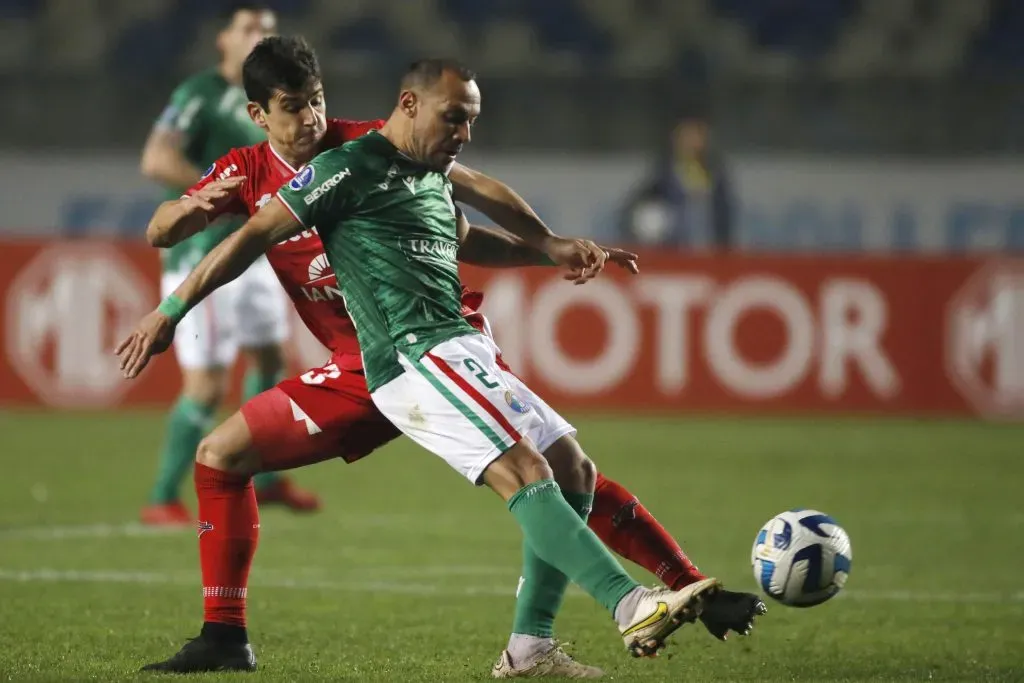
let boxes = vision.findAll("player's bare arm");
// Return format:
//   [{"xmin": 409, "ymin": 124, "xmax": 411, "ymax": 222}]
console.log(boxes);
[
  {"xmin": 140, "ymin": 127, "xmax": 205, "ymax": 189},
  {"xmin": 448, "ymin": 162, "xmax": 610, "ymax": 279},
  {"xmin": 146, "ymin": 176, "xmax": 247, "ymax": 247},
  {"xmin": 116, "ymin": 198, "xmax": 303, "ymax": 379},
  {"xmin": 459, "ymin": 222, "xmax": 640, "ymax": 278}
]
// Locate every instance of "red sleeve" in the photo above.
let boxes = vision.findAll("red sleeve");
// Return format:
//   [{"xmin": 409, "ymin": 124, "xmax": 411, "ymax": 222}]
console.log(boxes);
[{"xmin": 183, "ymin": 148, "xmax": 250, "ymax": 220}]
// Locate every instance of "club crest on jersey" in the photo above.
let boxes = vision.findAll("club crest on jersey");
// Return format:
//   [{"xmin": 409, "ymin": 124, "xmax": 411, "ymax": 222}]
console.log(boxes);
[
  {"xmin": 200, "ymin": 163, "xmax": 215, "ymax": 180},
  {"xmin": 289, "ymin": 165, "xmax": 315, "ymax": 190},
  {"xmin": 505, "ymin": 390, "xmax": 531, "ymax": 414}
]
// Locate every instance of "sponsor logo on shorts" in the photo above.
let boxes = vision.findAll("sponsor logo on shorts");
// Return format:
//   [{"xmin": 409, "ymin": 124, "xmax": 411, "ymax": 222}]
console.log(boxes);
[
  {"xmin": 504, "ymin": 390, "xmax": 531, "ymax": 414},
  {"xmin": 197, "ymin": 520, "xmax": 214, "ymax": 538},
  {"xmin": 289, "ymin": 165, "xmax": 315, "ymax": 190}
]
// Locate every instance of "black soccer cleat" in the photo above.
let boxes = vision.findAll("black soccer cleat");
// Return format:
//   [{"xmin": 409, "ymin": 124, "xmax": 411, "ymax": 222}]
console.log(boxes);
[
  {"xmin": 141, "ymin": 636, "xmax": 257, "ymax": 673},
  {"xmin": 698, "ymin": 589, "xmax": 767, "ymax": 641}
]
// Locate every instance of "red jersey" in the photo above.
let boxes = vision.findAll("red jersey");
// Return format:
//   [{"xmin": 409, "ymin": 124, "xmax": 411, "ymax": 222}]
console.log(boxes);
[{"xmin": 185, "ymin": 117, "xmax": 487, "ymax": 370}]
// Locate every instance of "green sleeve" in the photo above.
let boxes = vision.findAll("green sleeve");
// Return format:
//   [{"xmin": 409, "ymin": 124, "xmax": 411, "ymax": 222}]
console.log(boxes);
[
  {"xmin": 276, "ymin": 149, "xmax": 358, "ymax": 229},
  {"xmin": 154, "ymin": 80, "xmax": 208, "ymax": 145}
]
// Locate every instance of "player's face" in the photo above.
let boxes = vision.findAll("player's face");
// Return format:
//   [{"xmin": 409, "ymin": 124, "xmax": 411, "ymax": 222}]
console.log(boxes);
[
  {"xmin": 411, "ymin": 74, "xmax": 480, "ymax": 172},
  {"xmin": 220, "ymin": 10, "xmax": 277, "ymax": 71},
  {"xmin": 256, "ymin": 83, "xmax": 327, "ymax": 157}
]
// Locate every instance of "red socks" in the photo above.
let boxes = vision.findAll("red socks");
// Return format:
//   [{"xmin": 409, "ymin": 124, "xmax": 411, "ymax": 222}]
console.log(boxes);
[
  {"xmin": 589, "ymin": 473, "xmax": 706, "ymax": 590},
  {"xmin": 194, "ymin": 463, "xmax": 259, "ymax": 629}
]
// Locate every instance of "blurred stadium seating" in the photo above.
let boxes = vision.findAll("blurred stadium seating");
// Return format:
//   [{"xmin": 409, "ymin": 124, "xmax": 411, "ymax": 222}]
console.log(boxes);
[
  {"xmin": 0, "ymin": 0, "xmax": 1021, "ymax": 152},
  {"xmin": 2, "ymin": 0, "xmax": 1017, "ymax": 78}
]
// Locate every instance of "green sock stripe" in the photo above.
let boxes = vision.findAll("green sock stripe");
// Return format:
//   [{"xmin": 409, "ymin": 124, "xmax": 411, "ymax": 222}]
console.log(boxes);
[
  {"xmin": 507, "ymin": 479, "xmax": 561, "ymax": 512},
  {"xmin": 411, "ymin": 357, "xmax": 509, "ymax": 451}
]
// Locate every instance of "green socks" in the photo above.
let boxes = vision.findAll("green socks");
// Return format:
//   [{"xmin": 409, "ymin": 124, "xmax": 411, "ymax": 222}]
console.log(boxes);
[
  {"xmin": 243, "ymin": 369, "xmax": 283, "ymax": 491},
  {"xmin": 149, "ymin": 396, "xmax": 216, "ymax": 504},
  {"xmin": 508, "ymin": 480, "xmax": 640, "ymax": 623},
  {"xmin": 512, "ymin": 490, "xmax": 594, "ymax": 637}
]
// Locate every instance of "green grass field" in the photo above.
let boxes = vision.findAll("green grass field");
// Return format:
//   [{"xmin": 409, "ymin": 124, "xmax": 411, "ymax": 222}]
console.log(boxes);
[{"xmin": 0, "ymin": 410, "xmax": 1021, "ymax": 682}]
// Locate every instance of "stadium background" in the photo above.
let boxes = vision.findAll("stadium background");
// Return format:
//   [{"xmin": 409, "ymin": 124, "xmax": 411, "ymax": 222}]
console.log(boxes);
[{"xmin": 0, "ymin": 2, "xmax": 1021, "ymax": 681}]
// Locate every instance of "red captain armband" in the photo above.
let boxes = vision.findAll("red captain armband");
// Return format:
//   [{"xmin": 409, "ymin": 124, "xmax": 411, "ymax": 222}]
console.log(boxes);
[{"xmin": 157, "ymin": 294, "xmax": 190, "ymax": 324}]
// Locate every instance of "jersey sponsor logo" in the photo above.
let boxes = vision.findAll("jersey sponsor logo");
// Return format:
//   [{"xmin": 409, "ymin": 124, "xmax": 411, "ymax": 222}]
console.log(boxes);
[
  {"xmin": 300, "ymin": 253, "xmax": 342, "ymax": 301},
  {"xmin": 307, "ymin": 253, "xmax": 332, "ymax": 283},
  {"xmin": 504, "ymin": 390, "xmax": 531, "ymax": 414},
  {"xmin": 402, "ymin": 177, "xmax": 417, "ymax": 194},
  {"xmin": 400, "ymin": 237, "xmax": 458, "ymax": 269},
  {"xmin": 276, "ymin": 227, "xmax": 319, "ymax": 245},
  {"xmin": 289, "ymin": 165, "xmax": 315, "ymax": 191},
  {"xmin": 217, "ymin": 163, "xmax": 239, "ymax": 181},
  {"xmin": 304, "ymin": 168, "xmax": 351, "ymax": 205},
  {"xmin": 200, "ymin": 163, "xmax": 215, "ymax": 180}
]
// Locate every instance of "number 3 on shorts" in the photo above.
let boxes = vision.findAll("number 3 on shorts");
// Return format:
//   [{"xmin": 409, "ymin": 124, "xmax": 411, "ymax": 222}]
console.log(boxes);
[
  {"xmin": 301, "ymin": 363, "xmax": 341, "ymax": 385},
  {"xmin": 463, "ymin": 358, "xmax": 499, "ymax": 389}
]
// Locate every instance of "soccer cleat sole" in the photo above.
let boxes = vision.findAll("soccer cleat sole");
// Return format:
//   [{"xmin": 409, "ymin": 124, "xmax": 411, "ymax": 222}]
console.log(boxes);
[{"xmin": 627, "ymin": 580, "xmax": 722, "ymax": 658}]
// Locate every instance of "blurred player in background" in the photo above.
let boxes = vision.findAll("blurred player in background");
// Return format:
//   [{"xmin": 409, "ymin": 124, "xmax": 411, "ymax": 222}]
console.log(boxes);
[
  {"xmin": 119, "ymin": 41, "xmax": 765, "ymax": 676},
  {"xmin": 138, "ymin": 3, "xmax": 319, "ymax": 525}
]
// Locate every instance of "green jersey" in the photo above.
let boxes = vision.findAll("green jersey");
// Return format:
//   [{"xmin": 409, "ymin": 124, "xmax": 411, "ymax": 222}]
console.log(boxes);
[
  {"xmin": 277, "ymin": 132, "xmax": 477, "ymax": 391},
  {"xmin": 153, "ymin": 69, "xmax": 266, "ymax": 272}
]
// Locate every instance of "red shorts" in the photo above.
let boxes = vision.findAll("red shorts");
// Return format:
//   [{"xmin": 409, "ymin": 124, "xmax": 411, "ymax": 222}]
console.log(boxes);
[{"xmin": 240, "ymin": 355, "xmax": 400, "ymax": 471}]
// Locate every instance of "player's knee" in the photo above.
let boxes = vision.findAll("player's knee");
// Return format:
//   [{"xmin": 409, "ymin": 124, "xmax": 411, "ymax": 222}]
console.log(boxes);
[
  {"xmin": 483, "ymin": 440, "xmax": 554, "ymax": 499},
  {"xmin": 544, "ymin": 436, "xmax": 596, "ymax": 493},
  {"xmin": 195, "ymin": 433, "xmax": 259, "ymax": 475}
]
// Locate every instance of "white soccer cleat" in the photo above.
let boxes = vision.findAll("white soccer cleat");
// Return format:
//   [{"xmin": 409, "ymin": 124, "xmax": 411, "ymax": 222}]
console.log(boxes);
[
  {"xmin": 619, "ymin": 577, "xmax": 722, "ymax": 657},
  {"xmin": 491, "ymin": 644, "xmax": 604, "ymax": 679}
]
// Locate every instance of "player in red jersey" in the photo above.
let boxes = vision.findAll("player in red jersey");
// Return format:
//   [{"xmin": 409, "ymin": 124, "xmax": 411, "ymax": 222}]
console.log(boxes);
[{"xmin": 128, "ymin": 38, "xmax": 764, "ymax": 674}]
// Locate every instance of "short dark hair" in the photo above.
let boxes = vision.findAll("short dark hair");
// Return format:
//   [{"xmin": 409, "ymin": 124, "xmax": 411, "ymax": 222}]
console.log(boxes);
[
  {"xmin": 401, "ymin": 58, "xmax": 477, "ymax": 92},
  {"xmin": 220, "ymin": 2, "xmax": 271, "ymax": 26},
  {"xmin": 243, "ymin": 36, "xmax": 322, "ymax": 110}
]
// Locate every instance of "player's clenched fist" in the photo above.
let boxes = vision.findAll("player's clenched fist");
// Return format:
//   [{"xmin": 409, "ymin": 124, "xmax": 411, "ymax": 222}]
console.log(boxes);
[
  {"xmin": 182, "ymin": 175, "xmax": 246, "ymax": 214},
  {"xmin": 115, "ymin": 309, "xmax": 177, "ymax": 379}
]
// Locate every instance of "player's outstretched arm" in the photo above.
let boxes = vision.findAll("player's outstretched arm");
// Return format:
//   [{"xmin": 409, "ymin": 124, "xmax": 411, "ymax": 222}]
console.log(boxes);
[
  {"xmin": 116, "ymin": 198, "xmax": 303, "ymax": 378},
  {"xmin": 146, "ymin": 176, "xmax": 247, "ymax": 247},
  {"xmin": 459, "ymin": 223, "xmax": 640, "ymax": 276},
  {"xmin": 449, "ymin": 163, "xmax": 610, "ymax": 279},
  {"xmin": 449, "ymin": 163, "xmax": 553, "ymax": 249}
]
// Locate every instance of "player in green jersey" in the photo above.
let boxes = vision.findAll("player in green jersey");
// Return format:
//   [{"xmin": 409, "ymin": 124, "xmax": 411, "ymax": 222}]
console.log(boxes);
[
  {"xmin": 120, "ymin": 59, "xmax": 726, "ymax": 674},
  {"xmin": 139, "ymin": 2, "xmax": 319, "ymax": 524}
]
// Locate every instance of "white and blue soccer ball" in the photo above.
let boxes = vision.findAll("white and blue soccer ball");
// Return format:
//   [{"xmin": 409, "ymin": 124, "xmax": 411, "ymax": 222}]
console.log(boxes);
[{"xmin": 751, "ymin": 509, "xmax": 852, "ymax": 607}]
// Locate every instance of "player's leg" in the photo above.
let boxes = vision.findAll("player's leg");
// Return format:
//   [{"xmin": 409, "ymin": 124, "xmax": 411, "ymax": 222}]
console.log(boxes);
[
  {"xmin": 589, "ymin": 474, "xmax": 705, "ymax": 590},
  {"xmin": 371, "ymin": 334, "xmax": 719, "ymax": 661},
  {"xmin": 142, "ymin": 364, "xmax": 400, "ymax": 673},
  {"xmin": 234, "ymin": 256, "xmax": 320, "ymax": 511},
  {"xmin": 142, "ymin": 272, "xmax": 237, "ymax": 526}
]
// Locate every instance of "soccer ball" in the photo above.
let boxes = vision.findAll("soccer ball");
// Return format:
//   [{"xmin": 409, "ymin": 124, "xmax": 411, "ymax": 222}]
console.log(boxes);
[{"xmin": 751, "ymin": 509, "xmax": 852, "ymax": 607}]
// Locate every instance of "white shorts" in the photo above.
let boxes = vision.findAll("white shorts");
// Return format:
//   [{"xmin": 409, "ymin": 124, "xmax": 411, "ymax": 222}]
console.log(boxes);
[
  {"xmin": 371, "ymin": 333, "xmax": 576, "ymax": 484},
  {"xmin": 161, "ymin": 255, "xmax": 290, "ymax": 370}
]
